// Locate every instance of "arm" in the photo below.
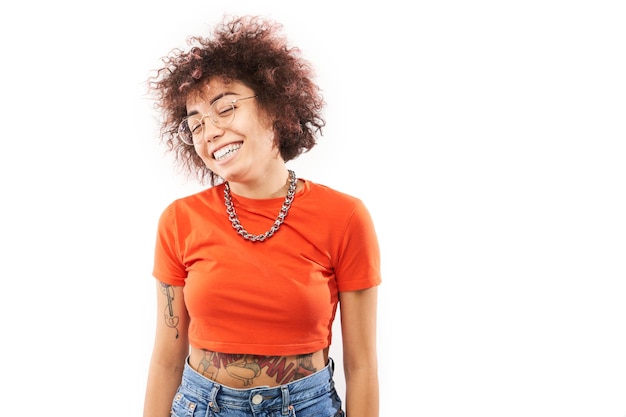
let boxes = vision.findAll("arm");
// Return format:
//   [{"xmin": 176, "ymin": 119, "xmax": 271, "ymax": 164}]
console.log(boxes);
[
  {"xmin": 143, "ymin": 281, "xmax": 190, "ymax": 417},
  {"xmin": 339, "ymin": 286, "xmax": 379, "ymax": 417}
]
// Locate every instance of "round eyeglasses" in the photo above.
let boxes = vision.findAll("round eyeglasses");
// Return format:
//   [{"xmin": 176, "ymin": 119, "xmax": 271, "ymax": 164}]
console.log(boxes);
[{"xmin": 177, "ymin": 95, "xmax": 257, "ymax": 145}]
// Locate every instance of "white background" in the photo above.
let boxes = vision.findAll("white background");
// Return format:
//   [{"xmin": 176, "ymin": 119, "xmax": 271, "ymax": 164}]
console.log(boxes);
[{"xmin": 1, "ymin": 1, "xmax": 625, "ymax": 416}]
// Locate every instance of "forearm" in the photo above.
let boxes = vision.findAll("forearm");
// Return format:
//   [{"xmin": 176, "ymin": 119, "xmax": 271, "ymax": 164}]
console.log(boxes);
[
  {"xmin": 344, "ymin": 366, "xmax": 379, "ymax": 417},
  {"xmin": 143, "ymin": 358, "xmax": 185, "ymax": 417}
]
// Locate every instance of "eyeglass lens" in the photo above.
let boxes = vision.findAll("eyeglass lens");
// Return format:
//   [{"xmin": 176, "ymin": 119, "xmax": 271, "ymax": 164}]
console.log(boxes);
[{"xmin": 178, "ymin": 98, "xmax": 237, "ymax": 145}]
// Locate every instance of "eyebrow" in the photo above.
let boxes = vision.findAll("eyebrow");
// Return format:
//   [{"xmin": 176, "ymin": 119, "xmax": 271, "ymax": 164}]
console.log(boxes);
[{"xmin": 186, "ymin": 91, "xmax": 241, "ymax": 117}]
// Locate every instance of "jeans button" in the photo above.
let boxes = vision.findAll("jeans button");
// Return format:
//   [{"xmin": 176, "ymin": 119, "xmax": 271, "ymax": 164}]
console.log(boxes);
[{"xmin": 252, "ymin": 394, "xmax": 263, "ymax": 405}]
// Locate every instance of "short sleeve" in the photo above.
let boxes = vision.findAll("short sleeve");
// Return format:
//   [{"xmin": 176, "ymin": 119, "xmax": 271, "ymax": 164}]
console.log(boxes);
[
  {"xmin": 334, "ymin": 199, "xmax": 382, "ymax": 292},
  {"xmin": 152, "ymin": 202, "xmax": 187, "ymax": 286}
]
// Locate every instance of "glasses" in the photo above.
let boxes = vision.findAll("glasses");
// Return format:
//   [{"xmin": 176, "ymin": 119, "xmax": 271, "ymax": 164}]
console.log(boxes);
[{"xmin": 177, "ymin": 95, "xmax": 257, "ymax": 145}]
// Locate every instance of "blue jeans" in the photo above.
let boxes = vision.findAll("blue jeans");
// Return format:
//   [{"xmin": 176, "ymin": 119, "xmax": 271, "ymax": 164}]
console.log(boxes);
[{"xmin": 171, "ymin": 357, "xmax": 344, "ymax": 417}]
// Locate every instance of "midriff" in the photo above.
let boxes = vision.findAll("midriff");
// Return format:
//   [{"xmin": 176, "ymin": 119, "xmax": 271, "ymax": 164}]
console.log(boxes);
[{"xmin": 188, "ymin": 347, "xmax": 328, "ymax": 388}]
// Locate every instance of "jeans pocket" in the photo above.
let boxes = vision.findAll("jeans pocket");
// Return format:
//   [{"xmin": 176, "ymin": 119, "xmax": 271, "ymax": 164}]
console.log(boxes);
[{"xmin": 170, "ymin": 392, "xmax": 199, "ymax": 417}]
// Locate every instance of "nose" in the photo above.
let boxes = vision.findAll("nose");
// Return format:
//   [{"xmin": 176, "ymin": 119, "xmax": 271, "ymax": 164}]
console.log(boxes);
[{"xmin": 200, "ymin": 116, "xmax": 224, "ymax": 142}]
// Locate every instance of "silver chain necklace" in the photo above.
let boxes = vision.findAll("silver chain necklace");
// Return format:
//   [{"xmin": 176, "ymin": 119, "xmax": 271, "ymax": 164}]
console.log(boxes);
[{"xmin": 223, "ymin": 170, "xmax": 297, "ymax": 242}]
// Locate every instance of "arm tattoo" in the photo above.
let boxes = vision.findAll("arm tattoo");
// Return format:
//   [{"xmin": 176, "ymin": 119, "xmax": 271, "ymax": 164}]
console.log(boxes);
[
  {"xmin": 159, "ymin": 282, "xmax": 179, "ymax": 339},
  {"xmin": 196, "ymin": 352, "xmax": 318, "ymax": 386}
]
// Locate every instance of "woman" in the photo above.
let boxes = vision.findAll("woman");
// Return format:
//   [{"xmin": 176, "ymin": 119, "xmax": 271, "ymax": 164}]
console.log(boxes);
[{"xmin": 143, "ymin": 15, "xmax": 381, "ymax": 417}]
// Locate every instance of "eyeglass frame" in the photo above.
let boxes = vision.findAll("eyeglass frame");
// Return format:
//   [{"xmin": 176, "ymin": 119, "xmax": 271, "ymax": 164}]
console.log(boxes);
[{"xmin": 178, "ymin": 95, "xmax": 258, "ymax": 145}]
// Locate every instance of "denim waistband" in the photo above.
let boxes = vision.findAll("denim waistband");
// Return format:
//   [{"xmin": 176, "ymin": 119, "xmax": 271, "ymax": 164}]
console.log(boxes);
[{"xmin": 179, "ymin": 356, "xmax": 336, "ymax": 414}]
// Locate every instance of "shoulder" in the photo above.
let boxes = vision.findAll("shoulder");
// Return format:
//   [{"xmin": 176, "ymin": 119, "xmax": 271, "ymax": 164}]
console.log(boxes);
[
  {"xmin": 165, "ymin": 185, "xmax": 223, "ymax": 211},
  {"xmin": 298, "ymin": 179, "xmax": 373, "ymax": 226},
  {"xmin": 158, "ymin": 185, "xmax": 224, "ymax": 225}
]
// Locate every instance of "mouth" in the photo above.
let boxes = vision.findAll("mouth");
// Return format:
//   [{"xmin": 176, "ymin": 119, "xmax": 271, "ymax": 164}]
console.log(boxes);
[{"xmin": 213, "ymin": 142, "xmax": 242, "ymax": 161}]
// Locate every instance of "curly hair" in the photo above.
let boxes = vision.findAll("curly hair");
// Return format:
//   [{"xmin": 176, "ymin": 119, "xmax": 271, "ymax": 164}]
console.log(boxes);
[{"xmin": 147, "ymin": 15, "xmax": 326, "ymax": 185}]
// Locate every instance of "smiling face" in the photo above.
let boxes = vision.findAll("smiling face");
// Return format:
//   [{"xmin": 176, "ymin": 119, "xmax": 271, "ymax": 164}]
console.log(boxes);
[{"xmin": 185, "ymin": 78, "xmax": 284, "ymax": 186}]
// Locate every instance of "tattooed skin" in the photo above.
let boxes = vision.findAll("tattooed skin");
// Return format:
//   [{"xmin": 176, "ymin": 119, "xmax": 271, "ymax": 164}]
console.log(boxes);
[
  {"xmin": 195, "ymin": 352, "xmax": 318, "ymax": 386},
  {"xmin": 159, "ymin": 282, "xmax": 179, "ymax": 339}
]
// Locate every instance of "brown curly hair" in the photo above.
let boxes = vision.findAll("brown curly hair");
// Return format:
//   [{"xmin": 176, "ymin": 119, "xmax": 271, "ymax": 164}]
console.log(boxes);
[{"xmin": 147, "ymin": 15, "xmax": 326, "ymax": 185}]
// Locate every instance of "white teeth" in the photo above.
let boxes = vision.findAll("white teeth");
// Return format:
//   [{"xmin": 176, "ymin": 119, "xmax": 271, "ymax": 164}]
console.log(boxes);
[{"xmin": 213, "ymin": 143, "xmax": 242, "ymax": 160}]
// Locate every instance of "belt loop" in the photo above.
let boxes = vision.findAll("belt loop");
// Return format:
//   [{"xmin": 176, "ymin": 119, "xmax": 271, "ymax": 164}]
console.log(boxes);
[
  {"xmin": 209, "ymin": 384, "xmax": 221, "ymax": 412},
  {"xmin": 281, "ymin": 385, "xmax": 290, "ymax": 415},
  {"xmin": 329, "ymin": 357, "xmax": 335, "ymax": 375}
]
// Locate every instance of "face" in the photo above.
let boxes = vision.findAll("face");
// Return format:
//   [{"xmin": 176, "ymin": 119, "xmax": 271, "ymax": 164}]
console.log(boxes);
[{"xmin": 185, "ymin": 79, "xmax": 283, "ymax": 183}]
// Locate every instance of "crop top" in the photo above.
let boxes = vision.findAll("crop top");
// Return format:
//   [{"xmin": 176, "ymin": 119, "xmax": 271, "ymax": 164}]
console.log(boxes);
[{"xmin": 152, "ymin": 178, "xmax": 381, "ymax": 355}]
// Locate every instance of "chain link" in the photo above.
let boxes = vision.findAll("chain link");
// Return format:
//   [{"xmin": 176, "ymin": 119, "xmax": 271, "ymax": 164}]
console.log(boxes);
[{"xmin": 223, "ymin": 170, "xmax": 297, "ymax": 242}]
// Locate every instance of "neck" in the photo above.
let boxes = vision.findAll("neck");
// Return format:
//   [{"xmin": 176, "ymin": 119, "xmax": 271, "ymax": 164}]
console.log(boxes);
[{"xmin": 226, "ymin": 168, "xmax": 292, "ymax": 199}]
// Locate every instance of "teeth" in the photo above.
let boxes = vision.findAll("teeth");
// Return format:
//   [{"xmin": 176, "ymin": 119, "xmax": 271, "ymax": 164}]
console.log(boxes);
[{"xmin": 213, "ymin": 143, "xmax": 242, "ymax": 160}]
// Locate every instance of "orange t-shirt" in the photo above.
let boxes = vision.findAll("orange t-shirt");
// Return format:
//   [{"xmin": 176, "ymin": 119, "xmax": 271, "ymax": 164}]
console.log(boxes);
[{"xmin": 152, "ymin": 179, "xmax": 381, "ymax": 355}]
